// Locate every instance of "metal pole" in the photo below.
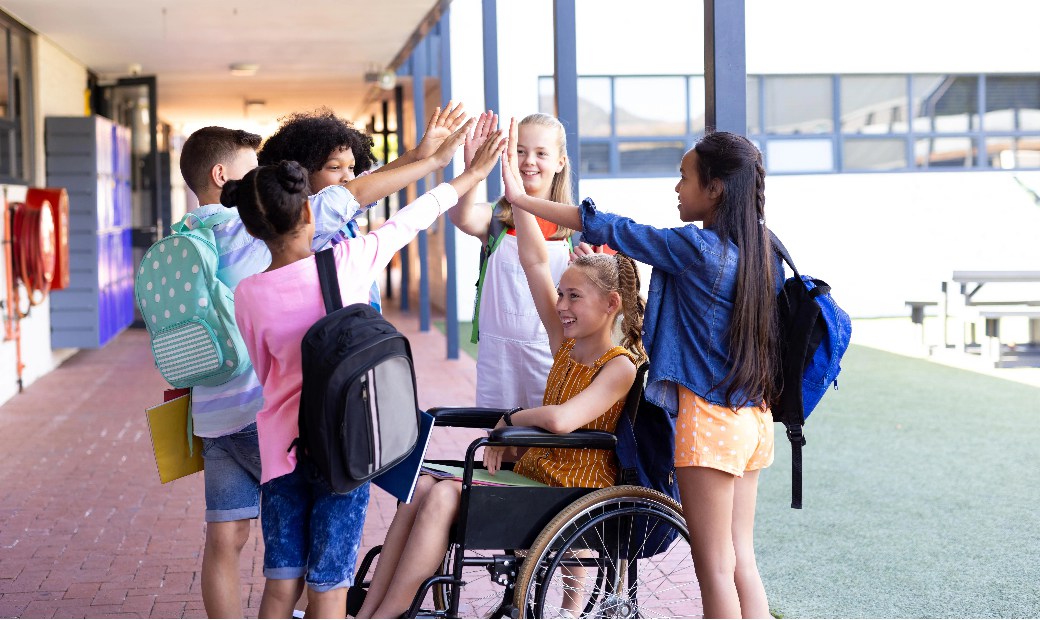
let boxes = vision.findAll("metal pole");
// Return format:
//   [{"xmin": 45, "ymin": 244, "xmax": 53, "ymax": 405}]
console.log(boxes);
[
  {"xmin": 482, "ymin": 0, "xmax": 502, "ymax": 200},
  {"xmin": 553, "ymin": 0, "xmax": 580, "ymax": 199},
  {"xmin": 439, "ymin": 10, "xmax": 459, "ymax": 359},
  {"xmin": 413, "ymin": 40, "xmax": 430, "ymax": 331},
  {"xmin": 704, "ymin": 0, "xmax": 747, "ymax": 135},
  {"xmin": 395, "ymin": 84, "xmax": 410, "ymax": 312}
]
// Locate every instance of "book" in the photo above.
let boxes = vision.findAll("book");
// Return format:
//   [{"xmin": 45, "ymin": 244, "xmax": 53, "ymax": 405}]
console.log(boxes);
[
  {"xmin": 145, "ymin": 394, "xmax": 204, "ymax": 484},
  {"xmin": 419, "ymin": 463, "xmax": 548, "ymax": 488},
  {"xmin": 373, "ymin": 411, "xmax": 436, "ymax": 503}
]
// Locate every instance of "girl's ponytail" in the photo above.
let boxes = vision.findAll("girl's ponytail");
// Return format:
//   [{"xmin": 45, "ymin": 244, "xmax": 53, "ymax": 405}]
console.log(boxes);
[
  {"xmin": 614, "ymin": 253, "xmax": 647, "ymax": 365},
  {"xmin": 219, "ymin": 179, "xmax": 240, "ymax": 208}
]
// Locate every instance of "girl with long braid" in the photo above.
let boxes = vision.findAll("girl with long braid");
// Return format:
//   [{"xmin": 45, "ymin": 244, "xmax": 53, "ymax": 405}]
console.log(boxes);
[{"xmin": 503, "ymin": 126, "xmax": 782, "ymax": 619}]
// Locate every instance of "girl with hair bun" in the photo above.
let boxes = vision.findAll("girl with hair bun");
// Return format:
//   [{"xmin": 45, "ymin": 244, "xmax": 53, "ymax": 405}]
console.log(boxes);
[
  {"xmin": 502, "ymin": 125, "xmax": 783, "ymax": 619},
  {"xmin": 227, "ymin": 122, "xmax": 505, "ymax": 619},
  {"xmin": 356, "ymin": 119, "xmax": 646, "ymax": 620}
]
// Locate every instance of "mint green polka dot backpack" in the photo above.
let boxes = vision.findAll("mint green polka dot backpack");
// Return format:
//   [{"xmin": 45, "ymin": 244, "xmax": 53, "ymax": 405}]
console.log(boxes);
[{"xmin": 134, "ymin": 210, "xmax": 251, "ymax": 388}]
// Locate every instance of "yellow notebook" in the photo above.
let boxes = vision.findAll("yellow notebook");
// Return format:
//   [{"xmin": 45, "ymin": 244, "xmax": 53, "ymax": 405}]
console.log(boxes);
[{"xmin": 146, "ymin": 394, "xmax": 204, "ymax": 483}]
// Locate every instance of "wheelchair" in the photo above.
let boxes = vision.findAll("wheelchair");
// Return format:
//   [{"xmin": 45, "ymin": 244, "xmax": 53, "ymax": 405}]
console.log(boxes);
[{"xmin": 351, "ymin": 365, "xmax": 700, "ymax": 619}]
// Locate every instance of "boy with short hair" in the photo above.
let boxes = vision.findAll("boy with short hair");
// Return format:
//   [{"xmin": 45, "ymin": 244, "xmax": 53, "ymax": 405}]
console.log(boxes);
[
  {"xmin": 178, "ymin": 126, "xmax": 266, "ymax": 619},
  {"xmin": 178, "ymin": 126, "xmax": 369, "ymax": 617}
]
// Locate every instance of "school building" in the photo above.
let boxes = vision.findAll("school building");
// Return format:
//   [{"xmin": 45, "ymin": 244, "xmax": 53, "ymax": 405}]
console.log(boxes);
[{"xmin": 0, "ymin": 0, "xmax": 1038, "ymax": 407}]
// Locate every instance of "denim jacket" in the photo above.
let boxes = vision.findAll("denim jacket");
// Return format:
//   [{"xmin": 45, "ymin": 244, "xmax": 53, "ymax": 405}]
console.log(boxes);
[{"xmin": 579, "ymin": 198, "xmax": 781, "ymax": 415}]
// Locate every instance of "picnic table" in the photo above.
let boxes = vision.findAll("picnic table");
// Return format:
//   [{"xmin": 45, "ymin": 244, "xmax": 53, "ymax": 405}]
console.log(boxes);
[{"xmin": 943, "ymin": 271, "xmax": 1040, "ymax": 366}]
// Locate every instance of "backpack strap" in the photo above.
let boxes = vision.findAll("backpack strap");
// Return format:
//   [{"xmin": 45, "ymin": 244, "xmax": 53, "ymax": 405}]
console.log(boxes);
[
  {"xmin": 771, "ymin": 228, "xmax": 813, "ymax": 509},
  {"xmin": 171, "ymin": 208, "xmax": 236, "ymax": 234},
  {"xmin": 768, "ymin": 229, "xmax": 801, "ymax": 279},
  {"xmin": 470, "ymin": 203, "xmax": 511, "ymax": 344},
  {"xmin": 315, "ymin": 248, "xmax": 343, "ymax": 314}
]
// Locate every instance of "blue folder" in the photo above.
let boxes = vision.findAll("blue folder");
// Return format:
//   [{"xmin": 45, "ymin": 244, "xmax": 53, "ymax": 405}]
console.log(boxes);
[{"xmin": 373, "ymin": 410, "xmax": 435, "ymax": 503}]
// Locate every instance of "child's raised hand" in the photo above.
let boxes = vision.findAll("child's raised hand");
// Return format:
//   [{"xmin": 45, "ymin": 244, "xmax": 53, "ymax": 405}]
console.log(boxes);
[
  {"xmin": 416, "ymin": 100, "xmax": 468, "ymax": 160},
  {"xmin": 464, "ymin": 111, "xmax": 499, "ymax": 167},
  {"xmin": 501, "ymin": 117, "xmax": 527, "ymax": 205},
  {"xmin": 465, "ymin": 128, "xmax": 506, "ymax": 179},
  {"xmin": 432, "ymin": 118, "xmax": 476, "ymax": 168}
]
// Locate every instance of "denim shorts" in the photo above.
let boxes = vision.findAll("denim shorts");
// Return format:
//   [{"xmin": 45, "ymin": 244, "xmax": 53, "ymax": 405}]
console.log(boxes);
[
  {"xmin": 260, "ymin": 463, "xmax": 371, "ymax": 592},
  {"xmin": 201, "ymin": 423, "xmax": 262, "ymax": 522}
]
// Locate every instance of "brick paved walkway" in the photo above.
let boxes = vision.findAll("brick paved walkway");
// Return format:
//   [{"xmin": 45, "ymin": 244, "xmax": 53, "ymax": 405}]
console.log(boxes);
[{"xmin": 0, "ymin": 307, "xmax": 481, "ymax": 619}]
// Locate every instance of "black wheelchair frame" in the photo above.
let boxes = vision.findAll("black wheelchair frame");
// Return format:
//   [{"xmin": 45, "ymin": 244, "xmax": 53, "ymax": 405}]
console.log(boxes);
[{"xmin": 352, "ymin": 366, "xmax": 698, "ymax": 619}]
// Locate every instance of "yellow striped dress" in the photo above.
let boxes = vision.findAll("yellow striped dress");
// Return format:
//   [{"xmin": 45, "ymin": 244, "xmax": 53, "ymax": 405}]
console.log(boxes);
[{"xmin": 512, "ymin": 338, "xmax": 634, "ymax": 488}]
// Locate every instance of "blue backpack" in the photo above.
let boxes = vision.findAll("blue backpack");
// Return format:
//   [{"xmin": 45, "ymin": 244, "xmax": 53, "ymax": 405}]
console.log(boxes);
[
  {"xmin": 615, "ymin": 362, "xmax": 683, "ymax": 558},
  {"xmin": 770, "ymin": 232, "xmax": 852, "ymax": 509}
]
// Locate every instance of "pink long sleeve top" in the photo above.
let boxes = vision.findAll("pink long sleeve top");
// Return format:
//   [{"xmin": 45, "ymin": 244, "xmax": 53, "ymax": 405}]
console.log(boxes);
[{"xmin": 234, "ymin": 183, "xmax": 459, "ymax": 483}]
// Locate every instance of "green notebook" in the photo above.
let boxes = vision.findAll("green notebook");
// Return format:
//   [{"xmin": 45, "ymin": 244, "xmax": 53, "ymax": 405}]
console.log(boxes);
[{"xmin": 421, "ymin": 462, "xmax": 548, "ymax": 488}]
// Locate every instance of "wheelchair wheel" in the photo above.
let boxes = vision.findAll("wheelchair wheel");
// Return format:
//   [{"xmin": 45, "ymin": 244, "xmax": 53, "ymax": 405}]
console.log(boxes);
[{"xmin": 513, "ymin": 485, "xmax": 699, "ymax": 619}]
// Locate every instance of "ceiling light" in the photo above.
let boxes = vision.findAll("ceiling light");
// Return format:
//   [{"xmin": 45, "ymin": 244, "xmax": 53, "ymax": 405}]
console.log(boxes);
[
  {"xmin": 364, "ymin": 68, "xmax": 397, "ymax": 91},
  {"xmin": 230, "ymin": 63, "xmax": 259, "ymax": 77}
]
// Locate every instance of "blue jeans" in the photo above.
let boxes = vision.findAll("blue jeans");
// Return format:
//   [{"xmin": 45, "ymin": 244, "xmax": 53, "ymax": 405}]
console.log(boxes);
[
  {"xmin": 260, "ymin": 464, "xmax": 371, "ymax": 592},
  {"xmin": 201, "ymin": 423, "xmax": 262, "ymax": 522}
]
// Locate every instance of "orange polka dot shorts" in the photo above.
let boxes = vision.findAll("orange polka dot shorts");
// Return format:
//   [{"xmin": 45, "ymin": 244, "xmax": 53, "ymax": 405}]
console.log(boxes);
[{"xmin": 674, "ymin": 385, "xmax": 774, "ymax": 476}]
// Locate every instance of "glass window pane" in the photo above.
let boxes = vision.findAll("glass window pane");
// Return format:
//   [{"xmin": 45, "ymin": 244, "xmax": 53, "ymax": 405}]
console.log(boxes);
[
  {"xmin": 841, "ymin": 76, "xmax": 907, "ymax": 134},
  {"xmin": 615, "ymin": 77, "xmax": 686, "ymax": 137},
  {"xmin": 912, "ymin": 75, "xmax": 978, "ymax": 132},
  {"xmin": 987, "ymin": 136, "xmax": 1040, "ymax": 169},
  {"xmin": 688, "ymin": 76, "xmax": 705, "ymax": 134},
  {"xmin": 985, "ymin": 75, "xmax": 1040, "ymax": 131},
  {"xmin": 747, "ymin": 76, "xmax": 760, "ymax": 134},
  {"xmin": 578, "ymin": 77, "xmax": 612, "ymax": 137},
  {"xmin": 618, "ymin": 141, "xmax": 685, "ymax": 173},
  {"xmin": 1017, "ymin": 137, "xmax": 1040, "ymax": 168},
  {"xmin": 986, "ymin": 136, "xmax": 1016, "ymax": 168},
  {"xmin": 538, "ymin": 76, "xmax": 554, "ymax": 115},
  {"xmin": 579, "ymin": 141, "xmax": 610, "ymax": 174},
  {"xmin": 763, "ymin": 76, "xmax": 833, "ymax": 134},
  {"xmin": 843, "ymin": 138, "xmax": 907, "ymax": 170},
  {"xmin": 765, "ymin": 139, "xmax": 833, "ymax": 173},
  {"xmin": 914, "ymin": 136, "xmax": 975, "ymax": 168}
]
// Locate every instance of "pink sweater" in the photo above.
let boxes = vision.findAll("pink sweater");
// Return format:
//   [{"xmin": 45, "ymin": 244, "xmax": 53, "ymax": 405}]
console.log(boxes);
[{"xmin": 234, "ymin": 183, "xmax": 459, "ymax": 483}]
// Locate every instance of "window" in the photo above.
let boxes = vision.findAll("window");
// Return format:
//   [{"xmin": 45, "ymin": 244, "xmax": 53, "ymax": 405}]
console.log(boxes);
[
  {"xmin": 0, "ymin": 15, "xmax": 32, "ymax": 184},
  {"xmin": 841, "ymin": 76, "xmax": 908, "ymax": 134},
  {"xmin": 614, "ymin": 77, "xmax": 686, "ymax": 137},
  {"xmin": 763, "ymin": 76, "xmax": 833, "ymax": 134},
  {"xmin": 560, "ymin": 72, "xmax": 1040, "ymax": 175}
]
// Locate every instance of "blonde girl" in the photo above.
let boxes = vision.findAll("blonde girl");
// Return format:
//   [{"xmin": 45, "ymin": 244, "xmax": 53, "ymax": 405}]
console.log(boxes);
[{"xmin": 449, "ymin": 112, "xmax": 578, "ymax": 411}]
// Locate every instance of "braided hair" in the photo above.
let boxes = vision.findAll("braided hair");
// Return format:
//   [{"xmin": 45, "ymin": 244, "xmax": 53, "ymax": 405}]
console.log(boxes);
[
  {"xmin": 221, "ymin": 161, "xmax": 310, "ymax": 245},
  {"xmin": 694, "ymin": 131, "xmax": 777, "ymax": 409},
  {"xmin": 570, "ymin": 252, "xmax": 647, "ymax": 364}
]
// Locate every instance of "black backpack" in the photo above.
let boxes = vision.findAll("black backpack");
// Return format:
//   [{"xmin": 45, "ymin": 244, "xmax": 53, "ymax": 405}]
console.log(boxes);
[
  {"xmin": 294, "ymin": 248, "xmax": 421, "ymax": 494},
  {"xmin": 615, "ymin": 362, "xmax": 682, "ymax": 558},
  {"xmin": 770, "ymin": 232, "xmax": 852, "ymax": 509}
]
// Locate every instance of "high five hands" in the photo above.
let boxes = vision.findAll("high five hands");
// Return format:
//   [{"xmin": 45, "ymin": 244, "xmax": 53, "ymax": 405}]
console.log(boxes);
[
  {"xmin": 501, "ymin": 117, "xmax": 528, "ymax": 205},
  {"xmin": 416, "ymin": 101, "xmax": 469, "ymax": 164}
]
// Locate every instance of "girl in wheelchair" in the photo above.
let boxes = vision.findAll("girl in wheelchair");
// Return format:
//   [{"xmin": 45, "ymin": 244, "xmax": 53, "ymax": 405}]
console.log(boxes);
[{"xmin": 355, "ymin": 115, "xmax": 647, "ymax": 619}]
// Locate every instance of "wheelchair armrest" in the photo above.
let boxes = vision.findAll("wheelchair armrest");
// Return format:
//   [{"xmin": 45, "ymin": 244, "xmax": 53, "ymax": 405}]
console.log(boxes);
[
  {"xmin": 427, "ymin": 406, "xmax": 509, "ymax": 429},
  {"xmin": 488, "ymin": 426, "xmax": 617, "ymax": 450}
]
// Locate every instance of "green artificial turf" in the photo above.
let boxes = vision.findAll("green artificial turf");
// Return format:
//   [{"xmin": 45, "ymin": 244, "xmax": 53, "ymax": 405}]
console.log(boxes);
[{"xmin": 755, "ymin": 345, "xmax": 1040, "ymax": 618}]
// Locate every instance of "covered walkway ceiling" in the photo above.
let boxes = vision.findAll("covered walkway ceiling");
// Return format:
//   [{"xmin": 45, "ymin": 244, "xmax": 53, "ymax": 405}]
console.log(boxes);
[{"xmin": 3, "ymin": 0, "xmax": 444, "ymax": 131}]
